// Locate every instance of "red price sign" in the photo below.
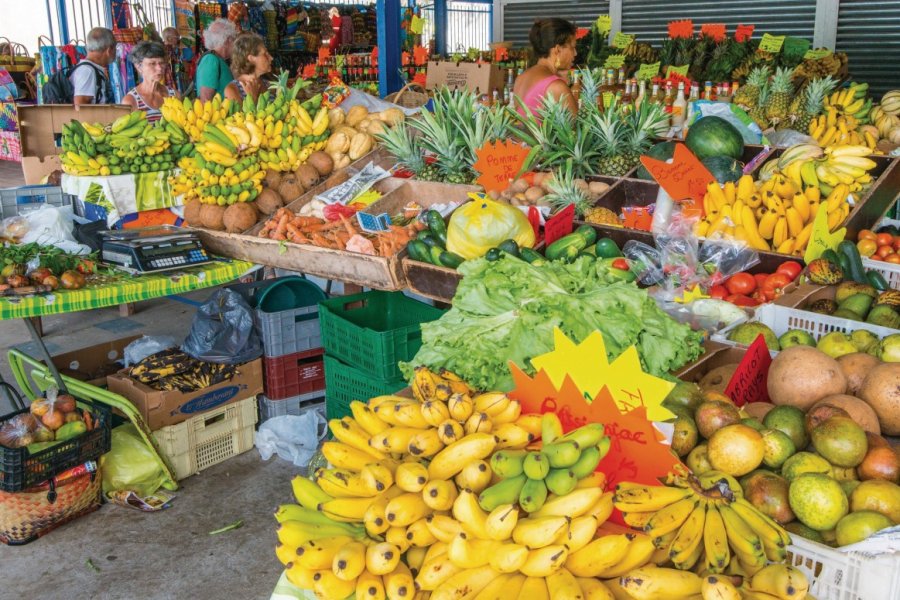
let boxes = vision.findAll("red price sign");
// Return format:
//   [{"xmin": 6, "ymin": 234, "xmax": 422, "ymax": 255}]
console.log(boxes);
[
  {"xmin": 544, "ymin": 204, "xmax": 575, "ymax": 246},
  {"xmin": 668, "ymin": 20, "xmax": 694, "ymax": 39},
  {"xmin": 301, "ymin": 64, "xmax": 317, "ymax": 79},
  {"xmin": 724, "ymin": 335, "xmax": 773, "ymax": 407},
  {"xmin": 494, "ymin": 47, "xmax": 509, "ymax": 62}
]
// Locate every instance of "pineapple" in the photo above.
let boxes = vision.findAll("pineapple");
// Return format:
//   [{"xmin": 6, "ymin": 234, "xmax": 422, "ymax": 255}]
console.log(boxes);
[
  {"xmin": 375, "ymin": 121, "xmax": 427, "ymax": 176},
  {"xmin": 542, "ymin": 160, "xmax": 594, "ymax": 217},
  {"xmin": 765, "ymin": 67, "xmax": 795, "ymax": 125},
  {"xmin": 593, "ymin": 101, "xmax": 668, "ymax": 177},
  {"xmin": 410, "ymin": 88, "xmax": 483, "ymax": 183},
  {"xmin": 584, "ymin": 206, "xmax": 621, "ymax": 226},
  {"xmin": 748, "ymin": 79, "xmax": 771, "ymax": 129},
  {"xmin": 513, "ymin": 93, "xmax": 600, "ymax": 178},
  {"xmin": 792, "ymin": 77, "xmax": 837, "ymax": 133},
  {"xmin": 734, "ymin": 66, "xmax": 770, "ymax": 109}
]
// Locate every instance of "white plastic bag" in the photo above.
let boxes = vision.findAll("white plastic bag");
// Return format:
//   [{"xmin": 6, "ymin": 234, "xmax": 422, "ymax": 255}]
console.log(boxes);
[
  {"xmin": 20, "ymin": 205, "xmax": 90, "ymax": 255},
  {"xmin": 256, "ymin": 408, "xmax": 328, "ymax": 469},
  {"xmin": 124, "ymin": 336, "xmax": 178, "ymax": 366}
]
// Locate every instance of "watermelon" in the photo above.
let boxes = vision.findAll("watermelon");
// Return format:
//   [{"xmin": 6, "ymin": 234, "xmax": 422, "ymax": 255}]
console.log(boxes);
[
  {"xmin": 685, "ymin": 116, "xmax": 744, "ymax": 161},
  {"xmin": 701, "ymin": 156, "xmax": 745, "ymax": 183},
  {"xmin": 636, "ymin": 141, "xmax": 677, "ymax": 180}
]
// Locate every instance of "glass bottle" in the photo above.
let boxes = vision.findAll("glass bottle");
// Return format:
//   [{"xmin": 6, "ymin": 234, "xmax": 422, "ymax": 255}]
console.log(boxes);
[
  {"xmin": 672, "ymin": 81, "xmax": 687, "ymax": 131},
  {"xmin": 648, "ymin": 82, "xmax": 661, "ymax": 106},
  {"xmin": 635, "ymin": 79, "xmax": 647, "ymax": 109}
]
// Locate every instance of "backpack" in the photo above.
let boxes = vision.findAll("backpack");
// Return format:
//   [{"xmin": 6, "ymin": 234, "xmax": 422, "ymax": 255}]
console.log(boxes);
[{"xmin": 42, "ymin": 62, "xmax": 110, "ymax": 104}]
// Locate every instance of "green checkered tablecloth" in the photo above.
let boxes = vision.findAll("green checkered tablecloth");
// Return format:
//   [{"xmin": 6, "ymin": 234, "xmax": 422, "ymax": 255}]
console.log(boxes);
[
  {"xmin": 270, "ymin": 571, "xmax": 315, "ymax": 600},
  {"xmin": 0, "ymin": 259, "xmax": 256, "ymax": 320}
]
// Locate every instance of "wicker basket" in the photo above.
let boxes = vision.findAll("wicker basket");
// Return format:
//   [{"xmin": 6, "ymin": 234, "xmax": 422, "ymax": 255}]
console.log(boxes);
[
  {"xmin": 385, "ymin": 83, "xmax": 429, "ymax": 109},
  {"xmin": 0, "ymin": 38, "xmax": 35, "ymax": 73},
  {"xmin": 0, "ymin": 468, "xmax": 102, "ymax": 545}
]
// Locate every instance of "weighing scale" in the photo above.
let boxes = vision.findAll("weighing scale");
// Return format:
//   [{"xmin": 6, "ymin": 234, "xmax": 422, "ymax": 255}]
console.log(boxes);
[{"xmin": 99, "ymin": 226, "xmax": 212, "ymax": 274}]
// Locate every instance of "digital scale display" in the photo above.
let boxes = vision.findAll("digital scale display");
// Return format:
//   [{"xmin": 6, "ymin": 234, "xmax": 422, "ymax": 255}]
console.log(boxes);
[{"xmin": 99, "ymin": 226, "xmax": 213, "ymax": 274}]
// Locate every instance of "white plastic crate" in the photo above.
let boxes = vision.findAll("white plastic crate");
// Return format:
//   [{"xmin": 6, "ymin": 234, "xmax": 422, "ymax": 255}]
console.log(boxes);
[
  {"xmin": 711, "ymin": 303, "xmax": 898, "ymax": 351},
  {"xmin": 788, "ymin": 535, "xmax": 900, "ymax": 600},
  {"xmin": 152, "ymin": 396, "xmax": 257, "ymax": 480},
  {"xmin": 863, "ymin": 258, "xmax": 900, "ymax": 290},
  {"xmin": 258, "ymin": 391, "xmax": 325, "ymax": 424}
]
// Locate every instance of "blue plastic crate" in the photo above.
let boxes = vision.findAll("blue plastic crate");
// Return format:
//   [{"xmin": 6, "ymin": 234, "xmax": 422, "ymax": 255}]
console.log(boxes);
[{"xmin": 0, "ymin": 185, "xmax": 74, "ymax": 219}]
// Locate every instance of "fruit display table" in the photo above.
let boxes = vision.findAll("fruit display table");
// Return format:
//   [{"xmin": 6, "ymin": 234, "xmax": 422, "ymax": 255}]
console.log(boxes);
[{"xmin": 60, "ymin": 170, "xmax": 179, "ymax": 227}]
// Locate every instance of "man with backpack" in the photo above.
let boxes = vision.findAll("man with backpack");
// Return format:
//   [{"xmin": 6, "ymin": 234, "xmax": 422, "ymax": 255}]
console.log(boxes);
[{"xmin": 42, "ymin": 27, "xmax": 116, "ymax": 105}]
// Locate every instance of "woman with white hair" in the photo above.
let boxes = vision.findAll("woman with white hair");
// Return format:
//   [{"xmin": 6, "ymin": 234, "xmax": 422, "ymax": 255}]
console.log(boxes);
[
  {"xmin": 196, "ymin": 18, "xmax": 237, "ymax": 101},
  {"xmin": 71, "ymin": 27, "xmax": 116, "ymax": 105},
  {"xmin": 123, "ymin": 41, "xmax": 178, "ymax": 123}
]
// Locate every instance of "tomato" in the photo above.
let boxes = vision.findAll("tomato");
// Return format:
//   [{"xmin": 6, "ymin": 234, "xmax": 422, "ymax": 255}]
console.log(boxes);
[
  {"xmin": 76, "ymin": 259, "xmax": 96, "ymax": 275},
  {"xmin": 726, "ymin": 272, "xmax": 757, "ymax": 295},
  {"xmin": 893, "ymin": 237, "xmax": 900, "ymax": 252},
  {"xmin": 611, "ymin": 258, "xmax": 629, "ymax": 270},
  {"xmin": 709, "ymin": 285, "xmax": 728, "ymax": 300},
  {"xmin": 877, "ymin": 233, "xmax": 894, "ymax": 248},
  {"xmin": 886, "ymin": 254, "xmax": 900, "ymax": 264},
  {"xmin": 877, "ymin": 245, "xmax": 894, "ymax": 258},
  {"xmin": 858, "ymin": 229, "xmax": 877, "ymax": 241},
  {"xmin": 726, "ymin": 294, "xmax": 761, "ymax": 307},
  {"xmin": 776, "ymin": 261, "xmax": 802, "ymax": 281},
  {"xmin": 857, "ymin": 239, "xmax": 878, "ymax": 258},
  {"xmin": 754, "ymin": 273, "xmax": 769, "ymax": 289},
  {"xmin": 763, "ymin": 273, "xmax": 793, "ymax": 298}
]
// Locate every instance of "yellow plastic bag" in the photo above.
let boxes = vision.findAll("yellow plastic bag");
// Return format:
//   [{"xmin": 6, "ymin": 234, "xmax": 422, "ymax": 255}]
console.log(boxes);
[
  {"xmin": 100, "ymin": 424, "xmax": 167, "ymax": 498},
  {"xmin": 446, "ymin": 195, "xmax": 536, "ymax": 260}
]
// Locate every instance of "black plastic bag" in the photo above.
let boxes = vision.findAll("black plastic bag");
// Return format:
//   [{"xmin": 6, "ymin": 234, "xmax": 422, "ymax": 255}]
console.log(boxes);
[{"xmin": 181, "ymin": 289, "xmax": 262, "ymax": 364}]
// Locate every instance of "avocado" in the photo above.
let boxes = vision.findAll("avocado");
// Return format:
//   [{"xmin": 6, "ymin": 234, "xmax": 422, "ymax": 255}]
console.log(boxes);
[
  {"xmin": 835, "ymin": 282, "xmax": 877, "ymax": 304},
  {"xmin": 807, "ymin": 299, "xmax": 838, "ymax": 315}
]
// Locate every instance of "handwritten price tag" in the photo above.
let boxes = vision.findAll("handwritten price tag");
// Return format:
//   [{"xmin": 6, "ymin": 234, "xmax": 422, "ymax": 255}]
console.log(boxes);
[
  {"xmin": 725, "ymin": 335, "xmax": 773, "ymax": 407},
  {"xmin": 602, "ymin": 91, "xmax": 615, "ymax": 108},
  {"xmin": 472, "ymin": 140, "xmax": 531, "ymax": 195},
  {"xmin": 544, "ymin": 204, "xmax": 575, "ymax": 246},
  {"xmin": 612, "ymin": 33, "xmax": 635, "ymax": 49},
  {"xmin": 666, "ymin": 64, "xmax": 690, "ymax": 77},
  {"xmin": 804, "ymin": 48, "xmax": 832, "ymax": 60},
  {"xmin": 603, "ymin": 54, "xmax": 626, "ymax": 69},
  {"xmin": 318, "ymin": 46, "xmax": 331, "ymax": 64},
  {"xmin": 410, "ymin": 15, "xmax": 425, "ymax": 35},
  {"xmin": 640, "ymin": 144, "xmax": 716, "ymax": 203},
  {"xmin": 804, "ymin": 203, "xmax": 846, "ymax": 263},
  {"xmin": 596, "ymin": 15, "xmax": 612, "ymax": 35},
  {"xmin": 636, "ymin": 62, "xmax": 660, "ymax": 81},
  {"xmin": 759, "ymin": 33, "xmax": 785, "ymax": 53}
]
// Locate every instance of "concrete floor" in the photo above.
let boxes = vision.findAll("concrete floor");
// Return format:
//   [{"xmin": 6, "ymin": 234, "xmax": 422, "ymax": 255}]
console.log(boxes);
[{"xmin": 0, "ymin": 271, "xmax": 297, "ymax": 599}]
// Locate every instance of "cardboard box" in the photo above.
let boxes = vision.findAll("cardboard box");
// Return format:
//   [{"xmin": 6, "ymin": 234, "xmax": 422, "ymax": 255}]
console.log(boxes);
[
  {"xmin": 107, "ymin": 358, "xmax": 264, "ymax": 430},
  {"xmin": 425, "ymin": 61, "xmax": 506, "ymax": 94},
  {"xmin": 17, "ymin": 104, "xmax": 132, "ymax": 185},
  {"xmin": 50, "ymin": 335, "xmax": 142, "ymax": 388}
]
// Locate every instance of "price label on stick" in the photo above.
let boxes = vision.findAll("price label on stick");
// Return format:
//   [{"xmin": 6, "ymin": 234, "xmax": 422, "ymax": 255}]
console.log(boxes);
[
  {"xmin": 596, "ymin": 15, "xmax": 612, "ymax": 36},
  {"xmin": 603, "ymin": 54, "xmax": 626, "ymax": 69},
  {"xmin": 724, "ymin": 334, "xmax": 773, "ymax": 407},
  {"xmin": 544, "ymin": 204, "xmax": 575, "ymax": 246},
  {"xmin": 612, "ymin": 33, "xmax": 635, "ymax": 49},
  {"xmin": 666, "ymin": 64, "xmax": 690, "ymax": 78},
  {"xmin": 636, "ymin": 62, "xmax": 660, "ymax": 81},
  {"xmin": 805, "ymin": 48, "xmax": 832, "ymax": 60},
  {"xmin": 759, "ymin": 33, "xmax": 785, "ymax": 53}
]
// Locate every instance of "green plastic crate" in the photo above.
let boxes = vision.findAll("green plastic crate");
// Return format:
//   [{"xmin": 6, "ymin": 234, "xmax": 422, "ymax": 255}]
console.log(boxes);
[
  {"xmin": 318, "ymin": 291, "xmax": 444, "ymax": 380},
  {"xmin": 324, "ymin": 355, "xmax": 405, "ymax": 421}
]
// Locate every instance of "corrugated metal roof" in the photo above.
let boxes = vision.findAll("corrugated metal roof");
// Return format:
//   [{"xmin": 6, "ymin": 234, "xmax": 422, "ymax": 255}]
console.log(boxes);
[
  {"xmin": 836, "ymin": 0, "xmax": 900, "ymax": 97},
  {"xmin": 503, "ymin": 1, "xmax": 610, "ymax": 46}
]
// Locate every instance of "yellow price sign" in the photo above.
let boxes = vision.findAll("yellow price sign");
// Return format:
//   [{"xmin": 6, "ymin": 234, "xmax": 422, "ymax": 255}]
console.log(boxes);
[
  {"xmin": 636, "ymin": 62, "xmax": 660, "ymax": 80},
  {"xmin": 759, "ymin": 33, "xmax": 786, "ymax": 53},
  {"xmin": 596, "ymin": 15, "xmax": 612, "ymax": 35},
  {"xmin": 666, "ymin": 64, "xmax": 690, "ymax": 77},
  {"xmin": 612, "ymin": 32, "xmax": 635, "ymax": 49},
  {"xmin": 803, "ymin": 206, "xmax": 846, "ymax": 263},
  {"xmin": 804, "ymin": 48, "xmax": 832, "ymax": 60},
  {"xmin": 604, "ymin": 54, "xmax": 626, "ymax": 69}
]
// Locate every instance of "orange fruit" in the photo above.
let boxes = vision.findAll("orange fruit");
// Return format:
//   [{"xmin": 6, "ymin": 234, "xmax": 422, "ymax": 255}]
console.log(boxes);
[
  {"xmin": 858, "ymin": 229, "xmax": 877, "ymax": 241},
  {"xmin": 857, "ymin": 239, "xmax": 878, "ymax": 257}
]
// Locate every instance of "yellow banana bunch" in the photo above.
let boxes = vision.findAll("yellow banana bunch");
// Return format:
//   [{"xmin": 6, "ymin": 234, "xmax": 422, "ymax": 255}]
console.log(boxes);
[{"xmin": 613, "ymin": 473, "xmax": 791, "ymax": 576}]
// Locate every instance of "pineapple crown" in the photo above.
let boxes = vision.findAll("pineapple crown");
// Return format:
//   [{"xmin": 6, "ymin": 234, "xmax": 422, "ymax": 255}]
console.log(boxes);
[
  {"xmin": 375, "ymin": 120, "xmax": 426, "ymax": 173},
  {"xmin": 543, "ymin": 159, "xmax": 593, "ymax": 217},
  {"xmin": 803, "ymin": 76, "xmax": 838, "ymax": 112},
  {"xmin": 770, "ymin": 67, "xmax": 794, "ymax": 94},
  {"xmin": 746, "ymin": 66, "xmax": 772, "ymax": 88},
  {"xmin": 591, "ymin": 104, "xmax": 627, "ymax": 159}
]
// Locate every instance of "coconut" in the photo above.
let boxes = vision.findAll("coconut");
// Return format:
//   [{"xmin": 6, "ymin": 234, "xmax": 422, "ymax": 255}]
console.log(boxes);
[
  {"xmin": 183, "ymin": 200, "xmax": 203, "ymax": 226},
  {"xmin": 768, "ymin": 346, "xmax": 847, "ymax": 411},
  {"xmin": 264, "ymin": 169, "xmax": 282, "ymax": 189},
  {"xmin": 294, "ymin": 164, "xmax": 320, "ymax": 191},
  {"xmin": 199, "ymin": 204, "xmax": 226, "ymax": 231},
  {"xmin": 278, "ymin": 175, "xmax": 303, "ymax": 202},
  {"xmin": 858, "ymin": 362, "xmax": 900, "ymax": 435},
  {"xmin": 307, "ymin": 151, "xmax": 334, "ymax": 177},
  {"xmin": 254, "ymin": 188, "xmax": 283, "ymax": 216},
  {"xmin": 223, "ymin": 202, "xmax": 258, "ymax": 233}
]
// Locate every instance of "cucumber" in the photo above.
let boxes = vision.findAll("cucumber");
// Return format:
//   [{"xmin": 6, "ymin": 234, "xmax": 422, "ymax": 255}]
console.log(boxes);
[
  {"xmin": 574, "ymin": 224, "xmax": 598, "ymax": 246},
  {"xmin": 426, "ymin": 210, "xmax": 448, "ymax": 246},
  {"xmin": 407, "ymin": 240, "xmax": 433, "ymax": 263},
  {"xmin": 438, "ymin": 251, "xmax": 465, "ymax": 269},
  {"xmin": 417, "ymin": 232, "xmax": 441, "ymax": 249},
  {"xmin": 838, "ymin": 240, "xmax": 868, "ymax": 284},
  {"xmin": 519, "ymin": 248, "xmax": 544, "ymax": 264},
  {"xmin": 429, "ymin": 246, "xmax": 444, "ymax": 265},
  {"xmin": 866, "ymin": 269, "xmax": 890, "ymax": 292},
  {"xmin": 497, "ymin": 239, "xmax": 520, "ymax": 257},
  {"xmin": 822, "ymin": 249, "xmax": 842, "ymax": 268},
  {"xmin": 485, "ymin": 248, "xmax": 503, "ymax": 262}
]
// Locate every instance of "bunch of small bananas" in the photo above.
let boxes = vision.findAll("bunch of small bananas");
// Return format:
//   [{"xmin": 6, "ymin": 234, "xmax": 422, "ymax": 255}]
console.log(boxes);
[
  {"xmin": 169, "ymin": 153, "xmax": 265, "ymax": 205},
  {"xmin": 614, "ymin": 472, "xmax": 793, "ymax": 578},
  {"xmin": 823, "ymin": 82, "xmax": 871, "ymax": 123},
  {"xmin": 614, "ymin": 564, "xmax": 811, "ymax": 600},
  {"xmin": 159, "ymin": 95, "xmax": 233, "ymax": 143}
]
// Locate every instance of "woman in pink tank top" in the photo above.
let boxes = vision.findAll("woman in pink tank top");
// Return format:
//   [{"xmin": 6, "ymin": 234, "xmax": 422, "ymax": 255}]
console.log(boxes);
[{"xmin": 513, "ymin": 18, "xmax": 579, "ymax": 118}]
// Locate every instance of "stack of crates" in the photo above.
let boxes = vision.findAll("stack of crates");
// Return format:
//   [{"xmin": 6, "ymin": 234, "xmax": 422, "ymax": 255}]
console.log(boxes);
[
  {"xmin": 318, "ymin": 291, "xmax": 446, "ymax": 421},
  {"xmin": 229, "ymin": 276, "xmax": 328, "ymax": 423}
]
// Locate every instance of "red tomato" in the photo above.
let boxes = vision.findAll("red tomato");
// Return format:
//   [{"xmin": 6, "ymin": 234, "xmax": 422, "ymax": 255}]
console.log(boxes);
[
  {"xmin": 726, "ymin": 273, "xmax": 757, "ymax": 295},
  {"xmin": 886, "ymin": 254, "xmax": 900, "ymax": 264},
  {"xmin": 754, "ymin": 273, "xmax": 769, "ymax": 289},
  {"xmin": 858, "ymin": 239, "xmax": 878, "ymax": 258},
  {"xmin": 893, "ymin": 237, "xmax": 900, "ymax": 252},
  {"xmin": 753, "ymin": 289, "xmax": 775, "ymax": 302},
  {"xmin": 858, "ymin": 229, "xmax": 877, "ymax": 241},
  {"xmin": 611, "ymin": 258, "xmax": 629, "ymax": 270},
  {"xmin": 726, "ymin": 294, "xmax": 761, "ymax": 307},
  {"xmin": 763, "ymin": 273, "xmax": 793, "ymax": 297},
  {"xmin": 877, "ymin": 233, "xmax": 894, "ymax": 248},
  {"xmin": 709, "ymin": 285, "xmax": 728, "ymax": 300},
  {"xmin": 775, "ymin": 261, "xmax": 802, "ymax": 281},
  {"xmin": 877, "ymin": 245, "xmax": 894, "ymax": 258}
]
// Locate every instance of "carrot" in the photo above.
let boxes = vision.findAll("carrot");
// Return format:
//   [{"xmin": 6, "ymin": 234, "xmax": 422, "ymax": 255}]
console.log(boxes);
[
  {"xmin": 302, "ymin": 220, "xmax": 344, "ymax": 233},
  {"xmin": 274, "ymin": 213, "xmax": 290, "ymax": 237},
  {"xmin": 311, "ymin": 232, "xmax": 337, "ymax": 248},
  {"xmin": 339, "ymin": 214, "xmax": 358, "ymax": 238},
  {"xmin": 271, "ymin": 232, "xmax": 286, "ymax": 241},
  {"xmin": 286, "ymin": 223, "xmax": 305, "ymax": 241},
  {"xmin": 291, "ymin": 216, "xmax": 323, "ymax": 228}
]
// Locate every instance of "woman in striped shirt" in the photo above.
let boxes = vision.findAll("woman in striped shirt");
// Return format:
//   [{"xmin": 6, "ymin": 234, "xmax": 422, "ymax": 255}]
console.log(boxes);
[{"xmin": 124, "ymin": 41, "xmax": 179, "ymax": 123}]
